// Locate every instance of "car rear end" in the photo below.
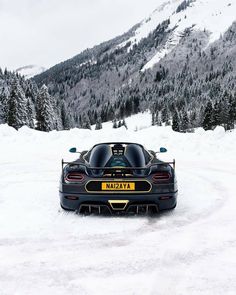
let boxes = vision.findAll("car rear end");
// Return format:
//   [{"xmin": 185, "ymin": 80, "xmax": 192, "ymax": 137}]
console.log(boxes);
[{"xmin": 59, "ymin": 164, "xmax": 178, "ymax": 214}]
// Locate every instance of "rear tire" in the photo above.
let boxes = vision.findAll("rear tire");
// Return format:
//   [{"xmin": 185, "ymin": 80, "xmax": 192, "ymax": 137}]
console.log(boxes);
[
  {"xmin": 160, "ymin": 202, "xmax": 177, "ymax": 212},
  {"xmin": 60, "ymin": 203, "xmax": 75, "ymax": 211}
]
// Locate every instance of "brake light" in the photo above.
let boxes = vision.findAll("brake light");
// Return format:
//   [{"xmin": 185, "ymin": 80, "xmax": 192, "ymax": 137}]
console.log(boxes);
[
  {"xmin": 65, "ymin": 196, "xmax": 79, "ymax": 200},
  {"xmin": 152, "ymin": 172, "xmax": 171, "ymax": 182},
  {"xmin": 159, "ymin": 196, "xmax": 172, "ymax": 200},
  {"xmin": 65, "ymin": 172, "xmax": 85, "ymax": 183}
]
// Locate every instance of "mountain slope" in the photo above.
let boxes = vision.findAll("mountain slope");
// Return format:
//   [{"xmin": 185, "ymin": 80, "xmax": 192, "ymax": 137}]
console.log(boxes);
[
  {"xmin": 126, "ymin": 0, "xmax": 236, "ymax": 71},
  {"xmin": 34, "ymin": 0, "xmax": 236, "ymax": 130}
]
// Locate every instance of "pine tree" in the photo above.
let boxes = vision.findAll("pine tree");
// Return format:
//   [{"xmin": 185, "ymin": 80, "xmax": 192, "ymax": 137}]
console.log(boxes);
[
  {"xmin": 151, "ymin": 112, "xmax": 155, "ymax": 126},
  {"xmin": 229, "ymin": 95, "xmax": 236, "ymax": 129},
  {"xmin": 0, "ymin": 91, "xmax": 8, "ymax": 123},
  {"xmin": 36, "ymin": 85, "xmax": 57, "ymax": 132},
  {"xmin": 81, "ymin": 114, "xmax": 91, "ymax": 129},
  {"xmin": 113, "ymin": 119, "xmax": 118, "ymax": 129},
  {"xmin": 172, "ymin": 111, "xmax": 180, "ymax": 132},
  {"xmin": 161, "ymin": 107, "xmax": 169, "ymax": 124},
  {"xmin": 181, "ymin": 110, "xmax": 189, "ymax": 131},
  {"xmin": 219, "ymin": 96, "xmax": 230, "ymax": 130},
  {"xmin": 27, "ymin": 99, "xmax": 35, "ymax": 128},
  {"xmin": 155, "ymin": 111, "xmax": 162, "ymax": 126},
  {"xmin": 95, "ymin": 117, "xmax": 102, "ymax": 130},
  {"xmin": 125, "ymin": 98, "xmax": 132, "ymax": 117},
  {"xmin": 61, "ymin": 103, "xmax": 71, "ymax": 130},
  {"xmin": 53, "ymin": 98, "xmax": 62, "ymax": 131},
  {"xmin": 122, "ymin": 119, "xmax": 128, "ymax": 129},
  {"xmin": 7, "ymin": 79, "xmax": 29, "ymax": 130},
  {"xmin": 212, "ymin": 101, "xmax": 221, "ymax": 127},
  {"xmin": 189, "ymin": 110, "xmax": 196, "ymax": 127},
  {"xmin": 132, "ymin": 96, "xmax": 140, "ymax": 114},
  {"xmin": 107, "ymin": 105, "xmax": 115, "ymax": 121},
  {"xmin": 202, "ymin": 101, "xmax": 214, "ymax": 130}
]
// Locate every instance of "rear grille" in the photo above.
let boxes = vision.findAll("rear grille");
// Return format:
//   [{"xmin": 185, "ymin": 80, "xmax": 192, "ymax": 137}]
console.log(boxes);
[
  {"xmin": 103, "ymin": 169, "xmax": 133, "ymax": 177},
  {"xmin": 127, "ymin": 204, "xmax": 158, "ymax": 214},
  {"xmin": 77, "ymin": 202, "xmax": 158, "ymax": 215}
]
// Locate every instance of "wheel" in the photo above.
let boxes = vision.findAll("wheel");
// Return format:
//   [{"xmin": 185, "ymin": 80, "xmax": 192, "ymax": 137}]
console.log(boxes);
[
  {"xmin": 160, "ymin": 202, "xmax": 177, "ymax": 212},
  {"xmin": 60, "ymin": 203, "xmax": 75, "ymax": 211},
  {"xmin": 170, "ymin": 202, "xmax": 177, "ymax": 210}
]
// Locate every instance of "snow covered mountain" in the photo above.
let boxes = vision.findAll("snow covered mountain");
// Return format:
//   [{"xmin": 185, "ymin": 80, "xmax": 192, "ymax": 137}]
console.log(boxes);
[
  {"xmin": 16, "ymin": 65, "xmax": 47, "ymax": 79},
  {"xmin": 34, "ymin": 0, "xmax": 236, "ymax": 130},
  {"xmin": 124, "ymin": 0, "xmax": 236, "ymax": 70}
]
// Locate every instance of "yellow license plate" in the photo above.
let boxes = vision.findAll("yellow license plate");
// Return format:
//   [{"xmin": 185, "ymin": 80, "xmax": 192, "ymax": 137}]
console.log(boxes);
[{"xmin": 102, "ymin": 182, "xmax": 135, "ymax": 191}]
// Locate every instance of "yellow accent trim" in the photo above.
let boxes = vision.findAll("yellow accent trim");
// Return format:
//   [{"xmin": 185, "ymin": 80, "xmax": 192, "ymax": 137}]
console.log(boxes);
[
  {"xmin": 102, "ymin": 182, "xmax": 135, "ymax": 191},
  {"xmin": 85, "ymin": 179, "xmax": 152, "ymax": 194},
  {"xmin": 108, "ymin": 200, "xmax": 129, "ymax": 211},
  {"xmin": 108, "ymin": 166, "xmax": 127, "ymax": 169}
]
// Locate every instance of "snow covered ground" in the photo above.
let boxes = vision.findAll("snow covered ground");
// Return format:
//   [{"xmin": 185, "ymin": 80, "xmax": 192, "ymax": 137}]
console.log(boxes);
[{"xmin": 0, "ymin": 114, "xmax": 236, "ymax": 295}]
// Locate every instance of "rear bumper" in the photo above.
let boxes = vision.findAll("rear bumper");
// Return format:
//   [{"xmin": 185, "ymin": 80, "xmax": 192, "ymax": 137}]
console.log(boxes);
[{"xmin": 59, "ymin": 191, "xmax": 178, "ymax": 213}]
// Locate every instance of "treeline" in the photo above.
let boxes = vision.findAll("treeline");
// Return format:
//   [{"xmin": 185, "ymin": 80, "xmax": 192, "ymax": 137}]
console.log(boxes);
[
  {"xmin": 2, "ymin": 19, "xmax": 236, "ymax": 133},
  {"xmin": 148, "ymin": 69, "xmax": 236, "ymax": 132},
  {"xmin": 32, "ymin": 18, "xmax": 236, "ymax": 133},
  {"xmin": 0, "ymin": 68, "xmax": 70, "ymax": 131},
  {"xmin": 151, "ymin": 90, "xmax": 236, "ymax": 132},
  {"xmin": 1, "ymin": 65, "xmax": 235, "ymax": 132},
  {"xmin": 76, "ymin": 79, "xmax": 236, "ymax": 132}
]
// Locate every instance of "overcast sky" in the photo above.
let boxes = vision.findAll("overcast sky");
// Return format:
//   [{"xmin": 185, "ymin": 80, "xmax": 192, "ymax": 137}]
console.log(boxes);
[{"xmin": 0, "ymin": 0, "xmax": 163, "ymax": 70}]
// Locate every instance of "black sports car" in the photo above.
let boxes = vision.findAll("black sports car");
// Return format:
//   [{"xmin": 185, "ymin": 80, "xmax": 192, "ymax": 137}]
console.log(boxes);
[{"xmin": 59, "ymin": 142, "xmax": 178, "ymax": 214}]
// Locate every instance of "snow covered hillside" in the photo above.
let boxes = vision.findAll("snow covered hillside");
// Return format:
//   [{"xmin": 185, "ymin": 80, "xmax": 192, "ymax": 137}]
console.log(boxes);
[
  {"xmin": 0, "ymin": 117, "xmax": 236, "ymax": 294},
  {"xmin": 34, "ymin": 0, "xmax": 236, "ymax": 131},
  {"xmin": 124, "ymin": 0, "xmax": 236, "ymax": 70},
  {"xmin": 16, "ymin": 65, "xmax": 47, "ymax": 79}
]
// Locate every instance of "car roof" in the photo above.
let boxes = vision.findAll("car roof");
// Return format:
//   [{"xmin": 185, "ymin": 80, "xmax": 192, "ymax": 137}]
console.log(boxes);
[{"xmin": 91, "ymin": 142, "xmax": 145, "ymax": 149}]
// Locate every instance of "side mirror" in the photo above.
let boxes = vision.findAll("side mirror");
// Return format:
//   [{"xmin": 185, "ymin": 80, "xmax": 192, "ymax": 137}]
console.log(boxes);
[
  {"xmin": 69, "ymin": 147, "xmax": 77, "ymax": 153},
  {"xmin": 160, "ymin": 147, "xmax": 167, "ymax": 153}
]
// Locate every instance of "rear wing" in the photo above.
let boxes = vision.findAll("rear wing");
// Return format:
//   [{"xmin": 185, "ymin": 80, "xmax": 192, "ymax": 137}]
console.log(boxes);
[{"xmin": 61, "ymin": 159, "xmax": 175, "ymax": 172}]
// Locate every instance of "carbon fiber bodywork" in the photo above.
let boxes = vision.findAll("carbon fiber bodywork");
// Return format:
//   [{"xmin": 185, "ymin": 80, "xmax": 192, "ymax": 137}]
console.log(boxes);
[{"xmin": 59, "ymin": 143, "xmax": 178, "ymax": 214}]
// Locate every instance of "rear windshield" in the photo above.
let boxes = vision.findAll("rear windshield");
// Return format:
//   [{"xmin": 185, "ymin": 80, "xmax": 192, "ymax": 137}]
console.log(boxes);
[
  {"xmin": 125, "ymin": 144, "xmax": 146, "ymax": 168},
  {"xmin": 88, "ymin": 144, "xmax": 147, "ymax": 168},
  {"xmin": 89, "ymin": 144, "xmax": 111, "ymax": 168}
]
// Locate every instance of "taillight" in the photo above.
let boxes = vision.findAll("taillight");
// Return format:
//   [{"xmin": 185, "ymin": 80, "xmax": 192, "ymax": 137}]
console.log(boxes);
[
  {"xmin": 65, "ymin": 196, "xmax": 79, "ymax": 200},
  {"xmin": 152, "ymin": 172, "xmax": 171, "ymax": 182},
  {"xmin": 159, "ymin": 196, "xmax": 172, "ymax": 200},
  {"xmin": 65, "ymin": 172, "xmax": 85, "ymax": 183}
]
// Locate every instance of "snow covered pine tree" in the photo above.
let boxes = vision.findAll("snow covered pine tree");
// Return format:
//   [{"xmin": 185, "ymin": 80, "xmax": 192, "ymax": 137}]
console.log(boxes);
[
  {"xmin": 7, "ymin": 79, "xmax": 29, "ymax": 130},
  {"xmin": 36, "ymin": 85, "xmax": 59, "ymax": 132}
]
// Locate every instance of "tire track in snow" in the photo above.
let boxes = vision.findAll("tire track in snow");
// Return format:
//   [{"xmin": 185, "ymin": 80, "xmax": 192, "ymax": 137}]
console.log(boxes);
[{"xmin": 0, "ymin": 159, "xmax": 235, "ymax": 295}]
